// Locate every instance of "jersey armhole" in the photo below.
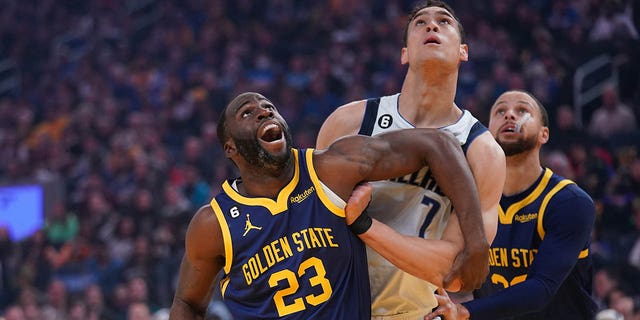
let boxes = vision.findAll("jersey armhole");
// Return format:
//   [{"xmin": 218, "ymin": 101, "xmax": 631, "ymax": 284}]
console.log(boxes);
[
  {"xmin": 210, "ymin": 199, "xmax": 234, "ymax": 274},
  {"xmin": 358, "ymin": 98, "xmax": 381, "ymax": 136},
  {"xmin": 461, "ymin": 121, "xmax": 488, "ymax": 155},
  {"xmin": 305, "ymin": 149, "xmax": 346, "ymax": 218}
]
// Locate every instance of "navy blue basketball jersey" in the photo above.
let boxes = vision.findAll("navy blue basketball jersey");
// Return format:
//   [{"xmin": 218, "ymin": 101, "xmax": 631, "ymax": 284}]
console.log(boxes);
[
  {"xmin": 211, "ymin": 148, "xmax": 371, "ymax": 319},
  {"xmin": 473, "ymin": 168, "xmax": 597, "ymax": 319}
]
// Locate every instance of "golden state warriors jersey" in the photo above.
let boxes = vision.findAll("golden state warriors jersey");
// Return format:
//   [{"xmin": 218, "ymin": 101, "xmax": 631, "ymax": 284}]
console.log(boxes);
[
  {"xmin": 211, "ymin": 148, "xmax": 370, "ymax": 319},
  {"xmin": 473, "ymin": 168, "xmax": 596, "ymax": 319},
  {"xmin": 358, "ymin": 94, "xmax": 488, "ymax": 318}
]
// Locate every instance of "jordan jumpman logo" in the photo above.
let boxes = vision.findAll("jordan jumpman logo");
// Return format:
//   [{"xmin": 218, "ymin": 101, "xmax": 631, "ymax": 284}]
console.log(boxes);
[{"xmin": 243, "ymin": 214, "xmax": 262, "ymax": 236}]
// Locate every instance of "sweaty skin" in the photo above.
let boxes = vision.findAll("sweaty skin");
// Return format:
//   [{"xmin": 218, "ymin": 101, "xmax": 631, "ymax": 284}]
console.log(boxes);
[{"xmin": 170, "ymin": 92, "xmax": 484, "ymax": 319}]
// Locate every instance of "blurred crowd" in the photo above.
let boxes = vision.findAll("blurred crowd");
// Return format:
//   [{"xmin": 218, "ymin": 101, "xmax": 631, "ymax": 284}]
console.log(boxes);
[{"xmin": 0, "ymin": 0, "xmax": 639, "ymax": 319}]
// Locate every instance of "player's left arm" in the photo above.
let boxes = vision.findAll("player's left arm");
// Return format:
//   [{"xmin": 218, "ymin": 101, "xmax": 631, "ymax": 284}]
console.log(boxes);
[
  {"xmin": 441, "ymin": 132, "xmax": 505, "ymax": 289},
  {"xmin": 464, "ymin": 132, "xmax": 504, "ymax": 243},
  {"xmin": 459, "ymin": 187, "xmax": 596, "ymax": 319},
  {"xmin": 320, "ymin": 129, "xmax": 483, "ymax": 289}
]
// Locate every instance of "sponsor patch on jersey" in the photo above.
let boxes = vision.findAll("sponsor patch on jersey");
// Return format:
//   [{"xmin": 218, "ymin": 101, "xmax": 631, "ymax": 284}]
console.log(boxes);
[
  {"xmin": 290, "ymin": 186, "xmax": 315, "ymax": 203},
  {"xmin": 514, "ymin": 212, "xmax": 538, "ymax": 223}
]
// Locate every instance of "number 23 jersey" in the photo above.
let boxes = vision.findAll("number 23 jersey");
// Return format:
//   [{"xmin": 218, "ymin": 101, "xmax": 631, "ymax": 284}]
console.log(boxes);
[{"xmin": 211, "ymin": 148, "xmax": 370, "ymax": 319}]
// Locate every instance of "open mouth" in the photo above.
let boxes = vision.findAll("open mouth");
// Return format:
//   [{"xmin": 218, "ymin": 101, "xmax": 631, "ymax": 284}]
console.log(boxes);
[
  {"xmin": 501, "ymin": 124, "xmax": 517, "ymax": 133},
  {"xmin": 423, "ymin": 36, "xmax": 441, "ymax": 45},
  {"xmin": 259, "ymin": 122, "xmax": 284, "ymax": 143}
]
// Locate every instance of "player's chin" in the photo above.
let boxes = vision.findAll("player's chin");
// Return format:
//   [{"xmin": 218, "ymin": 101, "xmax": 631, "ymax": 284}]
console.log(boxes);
[{"xmin": 259, "ymin": 138, "xmax": 287, "ymax": 154}]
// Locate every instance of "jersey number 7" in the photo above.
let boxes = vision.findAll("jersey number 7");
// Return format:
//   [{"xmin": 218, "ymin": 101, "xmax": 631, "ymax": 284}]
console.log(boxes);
[{"xmin": 419, "ymin": 196, "xmax": 441, "ymax": 238}]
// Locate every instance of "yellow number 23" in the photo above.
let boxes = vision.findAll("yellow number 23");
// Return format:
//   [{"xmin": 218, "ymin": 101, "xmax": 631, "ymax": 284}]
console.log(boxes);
[{"xmin": 268, "ymin": 257, "xmax": 333, "ymax": 317}]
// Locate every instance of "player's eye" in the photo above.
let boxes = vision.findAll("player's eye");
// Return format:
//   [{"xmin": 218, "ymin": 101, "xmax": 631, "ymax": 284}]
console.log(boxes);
[{"xmin": 439, "ymin": 18, "xmax": 451, "ymax": 25}]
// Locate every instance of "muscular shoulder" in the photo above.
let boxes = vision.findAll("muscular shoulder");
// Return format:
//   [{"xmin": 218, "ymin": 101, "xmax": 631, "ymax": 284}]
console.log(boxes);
[
  {"xmin": 316, "ymin": 100, "xmax": 367, "ymax": 149},
  {"xmin": 542, "ymin": 182, "xmax": 595, "ymax": 236},
  {"xmin": 186, "ymin": 205, "xmax": 225, "ymax": 262},
  {"xmin": 466, "ymin": 131, "xmax": 505, "ymax": 168},
  {"xmin": 547, "ymin": 183, "xmax": 595, "ymax": 219},
  {"xmin": 465, "ymin": 131, "xmax": 506, "ymax": 191}
]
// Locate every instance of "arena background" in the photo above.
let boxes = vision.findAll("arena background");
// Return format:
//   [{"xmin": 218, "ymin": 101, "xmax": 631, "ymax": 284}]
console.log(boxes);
[{"xmin": 0, "ymin": 0, "xmax": 639, "ymax": 319}]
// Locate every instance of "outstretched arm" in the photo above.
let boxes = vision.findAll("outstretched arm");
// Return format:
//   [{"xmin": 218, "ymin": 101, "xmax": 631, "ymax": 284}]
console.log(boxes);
[
  {"xmin": 441, "ymin": 132, "xmax": 505, "ymax": 289},
  {"xmin": 170, "ymin": 206, "xmax": 225, "ymax": 320},
  {"xmin": 318, "ymin": 128, "xmax": 488, "ymax": 290},
  {"xmin": 345, "ymin": 183, "xmax": 461, "ymax": 290},
  {"xmin": 461, "ymin": 193, "xmax": 595, "ymax": 319},
  {"xmin": 427, "ymin": 191, "xmax": 596, "ymax": 320}
]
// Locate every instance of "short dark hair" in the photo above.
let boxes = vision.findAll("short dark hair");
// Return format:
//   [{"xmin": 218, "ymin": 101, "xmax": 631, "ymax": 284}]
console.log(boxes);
[
  {"xmin": 403, "ymin": 0, "xmax": 466, "ymax": 46},
  {"xmin": 217, "ymin": 92, "xmax": 267, "ymax": 146}
]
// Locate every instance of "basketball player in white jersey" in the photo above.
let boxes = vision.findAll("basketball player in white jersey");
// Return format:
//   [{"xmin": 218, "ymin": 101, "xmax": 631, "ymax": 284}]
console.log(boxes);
[{"xmin": 316, "ymin": 1, "xmax": 505, "ymax": 318}]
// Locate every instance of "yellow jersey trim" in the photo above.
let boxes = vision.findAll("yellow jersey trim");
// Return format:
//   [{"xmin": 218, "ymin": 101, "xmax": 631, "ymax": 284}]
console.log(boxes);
[
  {"xmin": 210, "ymin": 199, "xmax": 233, "ymax": 274},
  {"xmin": 536, "ymin": 178, "xmax": 588, "ymax": 259},
  {"xmin": 221, "ymin": 149, "xmax": 300, "ymax": 215},
  {"xmin": 499, "ymin": 168, "xmax": 553, "ymax": 224},
  {"xmin": 578, "ymin": 249, "xmax": 589, "ymax": 259},
  {"xmin": 536, "ymin": 178, "xmax": 574, "ymax": 240},
  {"xmin": 305, "ymin": 149, "xmax": 345, "ymax": 218},
  {"xmin": 220, "ymin": 276, "xmax": 230, "ymax": 297}
]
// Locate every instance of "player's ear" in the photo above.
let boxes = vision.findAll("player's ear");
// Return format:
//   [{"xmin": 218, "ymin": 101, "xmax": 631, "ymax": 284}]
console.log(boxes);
[
  {"xmin": 401, "ymin": 47, "xmax": 409, "ymax": 65},
  {"xmin": 224, "ymin": 140, "xmax": 237, "ymax": 158},
  {"xmin": 539, "ymin": 127, "xmax": 549, "ymax": 144},
  {"xmin": 459, "ymin": 44, "xmax": 468, "ymax": 62}
]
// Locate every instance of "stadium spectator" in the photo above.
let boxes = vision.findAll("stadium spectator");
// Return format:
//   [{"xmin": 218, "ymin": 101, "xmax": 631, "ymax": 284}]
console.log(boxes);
[{"xmin": 0, "ymin": 0, "xmax": 638, "ymax": 317}]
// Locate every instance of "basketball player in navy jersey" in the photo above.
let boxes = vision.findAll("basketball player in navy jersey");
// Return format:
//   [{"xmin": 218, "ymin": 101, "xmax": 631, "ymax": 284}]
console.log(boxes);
[
  {"xmin": 169, "ymin": 92, "xmax": 485, "ymax": 319},
  {"xmin": 425, "ymin": 90, "xmax": 597, "ymax": 320},
  {"xmin": 317, "ymin": 1, "xmax": 505, "ymax": 318}
]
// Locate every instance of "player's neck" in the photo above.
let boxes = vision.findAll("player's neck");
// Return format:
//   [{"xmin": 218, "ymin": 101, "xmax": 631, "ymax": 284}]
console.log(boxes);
[
  {"xmin": 237, "ymin": 163, "xmax": 295, "ymax": 199},
  {"xmin": 399, "ymin": 70, "xmax": 461, "ymax": 127},
  {"xmin": 503, "ymin": 152, "xmax": 544, "ymax": 196}
]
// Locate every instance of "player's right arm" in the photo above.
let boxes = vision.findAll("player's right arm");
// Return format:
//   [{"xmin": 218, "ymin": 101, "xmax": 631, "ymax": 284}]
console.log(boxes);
[
  {"xmin": 316, "ymin": 100, "xmax": 366, "ymax": 149},
  {"xmin": 170, "ymin": 205, "xmax": 225, "ymax": 320},
  {"xmin": 458, "ymin": 190, "xmax": 596, "ymax": 319},
  {"xmin": 316, "ymin": 128, "xmax": 483, "ymax": 289},
  {"xmin": 439, "ymin": 131, "xmax": 504, "ymax": 290}
]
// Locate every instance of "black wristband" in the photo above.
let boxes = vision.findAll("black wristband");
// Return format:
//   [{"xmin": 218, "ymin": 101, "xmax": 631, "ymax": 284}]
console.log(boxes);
[{"xmin": 348, "ymin": 211, "xmax": 372, "ymax": 235}]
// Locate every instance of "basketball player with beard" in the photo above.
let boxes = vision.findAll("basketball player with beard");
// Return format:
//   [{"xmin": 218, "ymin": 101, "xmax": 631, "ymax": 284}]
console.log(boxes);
[
  {"xmin": 169, "ymin": 92, "xmax": 484, "ymax": 319},
  {"xmin": 425, "ymin": 90, "xmax": 598, "ymax": 320}
]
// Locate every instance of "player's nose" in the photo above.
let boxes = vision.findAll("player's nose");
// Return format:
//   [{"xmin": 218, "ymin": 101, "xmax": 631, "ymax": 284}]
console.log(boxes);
[
  {"xmin": 503, "ymin": 109, "xmax": 517, "ymax": 120},
  {"xmin": 256, "ymin": 106, "xmax": 274, "ymax": 120},
  {"xmin": 425, "ymin": 20, "xmax": 439, "ymax": 33}
]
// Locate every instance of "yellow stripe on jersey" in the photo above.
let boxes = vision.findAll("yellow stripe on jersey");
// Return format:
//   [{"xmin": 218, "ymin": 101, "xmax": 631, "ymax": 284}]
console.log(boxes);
[
  {"xmin": 536, "ymin": 179, "xmax": 574, "ymax": 240},
  {"xmin": 222, "ymin": 149, "xmax": 301, "ymax": 215},
  {"xmin": 579, "ymin": 249, "xmax": 589, "ymax": 259},
  {"xmin": 210, "ymin": 199, "xmax": 233, "ymax": 274},
  {"xmin": 220, "ymin": 276, "xmax": 230, "ymax": 297},
  {"xmin": 305, "ymin": 149, "xmax": 345, "ymax": 218},
  {"xmin": 499, "ymin": 169, "xmax": 554, "ymax": 224}
]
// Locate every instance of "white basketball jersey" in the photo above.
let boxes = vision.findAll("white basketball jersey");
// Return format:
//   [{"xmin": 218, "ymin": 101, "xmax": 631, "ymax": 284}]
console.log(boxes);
[{"xmin": 358, "ymin": 93, "xmax": 487, "ymax": 319}]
